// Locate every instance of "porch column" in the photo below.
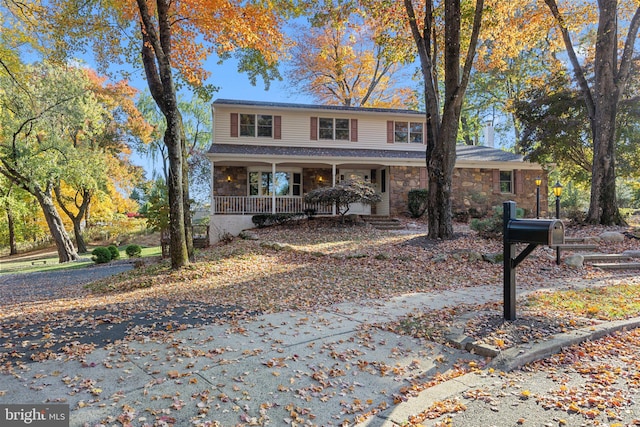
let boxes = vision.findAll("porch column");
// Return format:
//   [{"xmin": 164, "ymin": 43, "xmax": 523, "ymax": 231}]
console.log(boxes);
[
  {"xmin": 272, "ymin": 163, "xmax": 277, "ymax": 214},
  {"xmin": 332, "ymin": 164, "xmax": 337, "ymax": 216},
  {"xmin": 211, "ymin": 162, "xmax": 216, "ymax": 215}
]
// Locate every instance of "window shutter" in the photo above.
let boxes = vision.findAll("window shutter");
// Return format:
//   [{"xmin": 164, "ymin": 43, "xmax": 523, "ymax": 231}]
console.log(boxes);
[
  {"xmin": 419, "ymin": 168, "xmax": 428, "ymax": 188},
  {"xmin": 230, "ymin": 113, "xmax": 238, "ymax": 137},
  {"xmin": 310, "ymin": 117, "xmax": 318, "ymax": 140},
  {"xmin": 387, "ymin": 121, "xmax": 394, "ymax": 143},
  {"xmin": 350, "ymin": 119, "xmax": 358, "ymax": 142},
  {"xmin": 514, "ymin": 170, "xmax": 523, "ymax": 194},
  {"xmin": 274, "ymin": 115, "xmax": 281, "ymax": 139},
  {"xmin": 492, "ymin": 169, "xmax": 501, "ymax": 194}
]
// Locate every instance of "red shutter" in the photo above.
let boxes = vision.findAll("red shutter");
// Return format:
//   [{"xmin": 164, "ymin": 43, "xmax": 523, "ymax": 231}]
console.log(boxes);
[
  {"xmin": 350, "ymin": 119, "xmax": 358, "ymax": 142},
  {"xmin": 514, "ymin": 170, "xmax": 523, "ymax": 195},
  {"xmin": 274, "ymin": 115, "xmax": 281, "ymax": 139},
  {"xmin": 419, "ymin": 168, "xmax": 428, "ymax": 188},
  {"xmin": 230, "ymin": 113, "xmax": 238, "ymax": 137},
  {"xmin": 310, "ymin": 117, "xmax": 318, "ymax": 140},
  {"xmin": 492, "ymin": 169, "xmax": 501, "ymax": 194},
  {"xmin": 387, "ymin": 121, "xmax": 394, "ymax": 143}
]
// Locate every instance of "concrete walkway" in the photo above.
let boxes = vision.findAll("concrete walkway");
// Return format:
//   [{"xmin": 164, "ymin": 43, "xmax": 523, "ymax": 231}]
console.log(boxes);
[{"xmin": 2, "ymin": 280, "xmax": 639, "ymax": 426}]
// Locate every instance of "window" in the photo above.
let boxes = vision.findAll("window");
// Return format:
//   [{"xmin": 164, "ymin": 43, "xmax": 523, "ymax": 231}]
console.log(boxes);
[
  {"xmin": 319, "ymin": 118, "xmax": 349, "ymax": 140},
  {"xmin": 500, "ymin": 171, "xmax": 513, "ymax": 193},
  {"xmin": 240, "ymin": 114, "xmax": 273, "ymax": 137},
  {"xmin": 394, "ymin": 121, "xmax": 423, "ymax": 143},
  {"xmin": 248, "ymin": 170, "xmax": 301, "ymax": 196}
]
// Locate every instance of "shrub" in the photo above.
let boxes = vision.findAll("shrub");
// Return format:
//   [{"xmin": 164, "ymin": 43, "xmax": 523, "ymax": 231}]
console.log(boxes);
[
  {"xmin": 125, "ymin": 244, "xmax": 142, "ymax": 258},
  {"xmin": 91, "ymin": 247, "xmax": 112, "ymax": 264},
  {"xmin": 407, "ymin": 189, "xmax": 429, "ymax": 218},
  {"xmin": 107, "ymin": 245, "xmax": 120, "ymax": 260},
  {"xmin": 470, "ymin": 205, "xmax": 524, "ymax": 239},
  {"xmin": 304, "ymin": 178, "xmax": 381, "ymax": 222},
  {"xmin": 252, "ymin": 213, "xmax": 304, "ymax": 228}
]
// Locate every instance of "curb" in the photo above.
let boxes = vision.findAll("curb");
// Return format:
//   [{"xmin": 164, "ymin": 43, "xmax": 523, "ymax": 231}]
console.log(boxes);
[
  {"xmin": 358, "ymin": 317, "xmax": 640, "ymax": 426},
  {"xmin": 489, "ymin": 316, "xmax": 640, "ymax": 371}
]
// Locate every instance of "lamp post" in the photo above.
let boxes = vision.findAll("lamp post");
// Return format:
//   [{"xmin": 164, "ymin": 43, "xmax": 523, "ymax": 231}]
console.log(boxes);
[
  {"xmin": 553, "ymin": 181, "xmax": 563, "ymax": 265},
  {"xmin": 535, "ymin": 177, "xmax": 542, "ymax": 218}
]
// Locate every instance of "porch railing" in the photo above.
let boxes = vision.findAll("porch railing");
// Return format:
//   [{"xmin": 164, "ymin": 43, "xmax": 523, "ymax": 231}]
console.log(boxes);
[{"xmin": 213, "ymin": 196, "xmax": 333, "ymax": 215}]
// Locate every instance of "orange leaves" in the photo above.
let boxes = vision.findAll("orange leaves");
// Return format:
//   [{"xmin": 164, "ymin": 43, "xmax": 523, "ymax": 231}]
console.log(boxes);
[{"xmin": 407, "ymin": 398, "xmax": 467, "ymax": 424}]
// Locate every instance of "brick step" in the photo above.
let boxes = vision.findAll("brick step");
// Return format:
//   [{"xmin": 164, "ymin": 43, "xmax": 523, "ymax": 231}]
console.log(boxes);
[
  {"xmin": 591, "ymin": 262, "xmax": 640, "ymax": 270},
  {"xmin": 581, "ymin": 253, "xmax": 633, "ymax": 262}
]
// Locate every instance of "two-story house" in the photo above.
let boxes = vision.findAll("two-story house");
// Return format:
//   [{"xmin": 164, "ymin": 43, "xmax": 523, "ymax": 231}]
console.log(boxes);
[{"xmin": 207, "ymin": 99, "xmax": 546, "ymax": 242}]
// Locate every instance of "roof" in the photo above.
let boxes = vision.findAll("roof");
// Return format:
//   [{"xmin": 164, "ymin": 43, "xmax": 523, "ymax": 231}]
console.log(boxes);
[
  {"xmin": 212, "ymin": 99, "xmax": 425, "ymax": 116},
  {"xmin": 208, "ymin": 143, "xmax": 525, "ymax": 163}
]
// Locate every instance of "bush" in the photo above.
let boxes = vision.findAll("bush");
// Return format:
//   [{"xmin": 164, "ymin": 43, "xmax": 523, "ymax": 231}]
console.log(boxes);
[
  {"xmin": 407, "ymin": 189, "xmax": 428, "ymax": 218},
  {"xmin": 91, "ymin": 247, "xmax": 112, "ymax": 264},
  {"xmin": 107, "ymin": 245, "xmax": 120, "ymax": 260},
  {"xmin": 125, "ymin": 244, "xmax": 142, "ymax": 258},
  {"xmin": 252, "ymin": 213, "xmax": 304, "ymax": 228},
  {"xmin": 470, "ymin": 205, "xmax": 524, "ymax": 239}
]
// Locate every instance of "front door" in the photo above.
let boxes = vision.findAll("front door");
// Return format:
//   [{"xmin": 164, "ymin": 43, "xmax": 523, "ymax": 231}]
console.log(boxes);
[{"xmin": 339, "ymin": 169, "xmax": 371, "ymax": 215}]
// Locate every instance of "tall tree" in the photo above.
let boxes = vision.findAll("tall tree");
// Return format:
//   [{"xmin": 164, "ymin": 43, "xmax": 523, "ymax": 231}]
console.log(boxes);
[
  {"xmin": 287, "ymin": 1, "xmax": 415, "ymax": 107},
  {"xmin": 543, "ymin": 0, "xmax": 640, "ymax": 225},
  {"xmin": 402, "ymin": 0, "xmax": 484, "ymax": 239},
  {"xmin": 58, "ymin": 0, "xmax": 292, "ymax": 268},
  {"xmin": 0, "ymin": 63, "xmax": 86, "ymax": 262},
  {"xmin": 52, "ymin": 70, "xmax": 148, "ymax": 253}
]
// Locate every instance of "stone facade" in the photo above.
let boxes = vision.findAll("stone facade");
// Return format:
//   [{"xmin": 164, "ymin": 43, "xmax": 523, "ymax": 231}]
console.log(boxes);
[
  {"xmin": 215, "ymin": 165, "xmax": 547, "ymax": 219},
  {"xmin": 213, "ymin": 166, "xmax": 246, "ymax": 197},
  {"xmin": 388, "ymin": 166, "xmax": 548, "ymax": 218}
]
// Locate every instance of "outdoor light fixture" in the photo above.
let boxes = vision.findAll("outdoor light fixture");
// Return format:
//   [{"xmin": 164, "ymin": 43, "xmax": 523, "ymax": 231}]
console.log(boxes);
[
  {"xmin": 318, "ymin": 176, "xmax": 323, "ymax": 183},
  {"xmin": 553, "ymin": 181, "xmax": 563, "ymax": 198},
  {"xmin": 535, "ymin": 177, "xmax": 542, "ymax": 218},
  {"xmin": 553, "ymin": 181, "xmax": 563, "ymax": 264},
  {"xmin": 227, "ymin": 175, "xmax": 232, "ymax": 183}
]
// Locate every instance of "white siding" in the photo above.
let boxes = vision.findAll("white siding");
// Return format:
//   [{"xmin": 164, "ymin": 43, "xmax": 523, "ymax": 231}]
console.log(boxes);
[{"xmin": 212, "ymin": 104, "xmax": 426, "ymax": 152}]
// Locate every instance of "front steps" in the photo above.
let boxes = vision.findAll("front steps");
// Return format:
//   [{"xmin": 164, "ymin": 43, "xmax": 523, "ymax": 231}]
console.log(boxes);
[
  {"xmin": 361, "ymin": 216, "xmax": 405, "ymax": 231},
  {"xmin": 562, "ymin": 235, "xmax": 640, "ymax": 270}
]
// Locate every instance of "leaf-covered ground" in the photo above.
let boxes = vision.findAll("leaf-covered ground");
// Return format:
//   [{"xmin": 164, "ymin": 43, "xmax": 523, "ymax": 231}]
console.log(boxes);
[
  {"xmin": 2, "ymin": 218, "xmax": 639, "ymax": 371},
  {"xmin": 1, "ymin": 218, "xmax": 640, "ymax": 427}
]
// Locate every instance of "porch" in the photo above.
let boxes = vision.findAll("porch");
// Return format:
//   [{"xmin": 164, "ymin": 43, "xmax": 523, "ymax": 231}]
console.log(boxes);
[{"xmin": 213, "ymin": 196, "xmax": 334, "ymax": 215}]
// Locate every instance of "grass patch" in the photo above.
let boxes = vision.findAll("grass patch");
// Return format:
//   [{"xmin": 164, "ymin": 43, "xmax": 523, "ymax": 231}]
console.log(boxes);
[
  {"xmin": 0, "ymin": 245, "xmax": 162, "ymax": 275},
  {"xmin": 526, "ymin": 282, "xmax": 640, "ymax": 320}
]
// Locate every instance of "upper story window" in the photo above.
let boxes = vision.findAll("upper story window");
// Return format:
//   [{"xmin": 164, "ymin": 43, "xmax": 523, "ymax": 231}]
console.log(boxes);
[
  {"xmin": 240, "ymin": 114, "xmax": 273, "ymax": 137},
  {"xmin": 319, "ymin": 118, "xmax": 350, "ymax": 140},
  {"xmin": 310, "ymin": 117, "xmax": 357, "ymax": 142},
  {"xmin": 395, "ymin": 121, "xmax": 424, "ymax": 143}
]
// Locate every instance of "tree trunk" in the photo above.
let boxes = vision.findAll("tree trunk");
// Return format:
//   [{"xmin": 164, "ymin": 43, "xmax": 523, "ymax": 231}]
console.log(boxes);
[
  {"xmin": 586, "ymin": 0, "xmax": 625, "ymax": 225},
  {"xmin": 137, "ymin": 0, "xmax": 189, "ymax": 269},
  {"xmin": 545, "ymin": 0, "xmax": 640, "ymax": 225},
  {"xmin": 405, "ymin": 0, "xmax": 483, "ymax": 239},
  {"xmin": 72, "ymin": 219, "xmax": 88, "ymax": 253},
  {"xmin": 6, "ymin": 207, "xmax": 18, "ymax": 255},
  {"xmin": 179, "ymin": 113, "xmax": 195, "ymax": 261},
  {"xmin": 54, "ymin": 186, "xmax": 90, "ymax": 253},
  {"xmin": 33, "ymin": 189, "xmax": 78, "ymax": 263}
]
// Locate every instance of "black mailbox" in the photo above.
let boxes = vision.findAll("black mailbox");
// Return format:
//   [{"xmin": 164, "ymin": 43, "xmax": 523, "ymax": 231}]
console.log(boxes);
[
  {"xmin": 502, "ymin": 201, "xmax": 566, "ymax": 321},
  {"xmin": 506, "ymin": 219, "xmax": 564, "ymax": 246}
]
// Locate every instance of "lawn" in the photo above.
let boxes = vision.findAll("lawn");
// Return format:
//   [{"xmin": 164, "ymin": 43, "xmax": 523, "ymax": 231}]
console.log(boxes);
[{"xmin": 0, "ymin": 244, "xmax": 162, "ymax": 274}]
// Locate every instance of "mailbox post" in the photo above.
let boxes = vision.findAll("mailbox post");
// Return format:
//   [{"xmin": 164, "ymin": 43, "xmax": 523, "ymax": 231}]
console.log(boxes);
[{"xmin": 503, "ymin": 201, "xmax": 564, "ymax": 321}]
